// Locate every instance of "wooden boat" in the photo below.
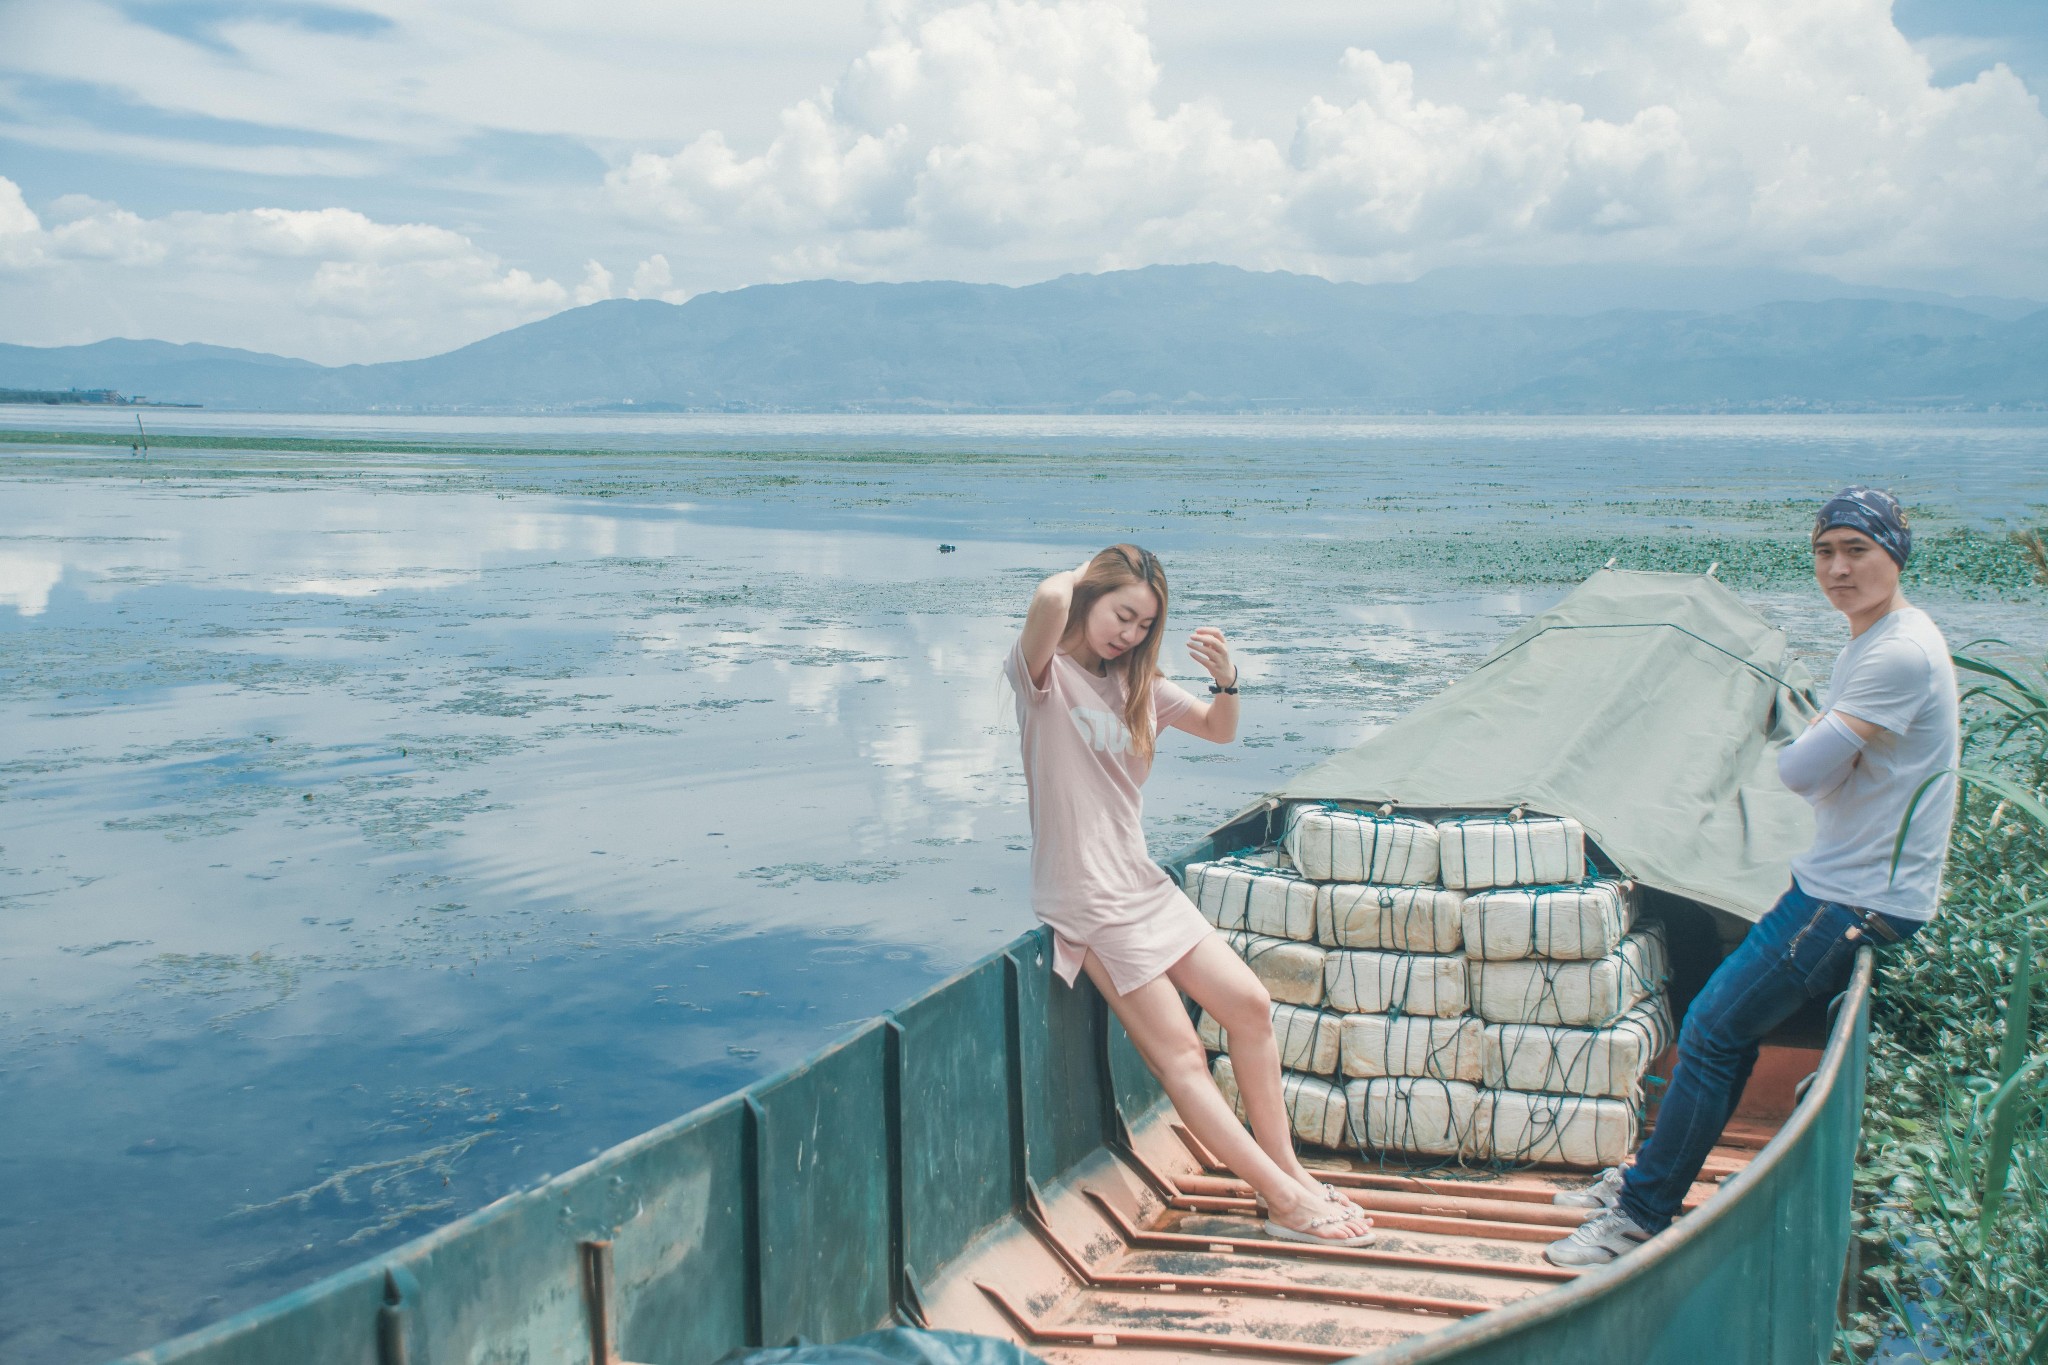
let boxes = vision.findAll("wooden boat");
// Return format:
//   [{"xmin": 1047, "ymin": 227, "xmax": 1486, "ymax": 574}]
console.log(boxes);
[{"xmin": 123, "ymin": 571, "xmax": 1867, "ymax": 1365}]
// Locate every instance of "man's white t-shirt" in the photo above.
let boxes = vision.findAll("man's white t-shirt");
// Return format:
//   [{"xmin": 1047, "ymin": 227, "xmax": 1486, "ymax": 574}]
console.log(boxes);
[{"xmin": 1789, "ymin": 606, "xmax": 1959, "ymax": 920}]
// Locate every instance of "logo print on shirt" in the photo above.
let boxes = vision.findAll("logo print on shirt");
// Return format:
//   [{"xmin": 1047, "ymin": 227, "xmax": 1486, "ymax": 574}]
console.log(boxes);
[{"xmin": 1069, "ymin": 705, "xmax": 1130, "ymax": 753}]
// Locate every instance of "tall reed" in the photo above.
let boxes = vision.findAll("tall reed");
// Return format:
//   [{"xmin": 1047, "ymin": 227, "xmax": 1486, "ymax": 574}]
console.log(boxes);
[{"xmin": 1838, "ymin": 646, "xmax": 2048, "ymax": 1361}]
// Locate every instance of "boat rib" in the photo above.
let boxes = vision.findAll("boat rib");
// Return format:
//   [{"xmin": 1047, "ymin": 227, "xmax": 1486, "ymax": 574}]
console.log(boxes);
[{"xmin": 920, "ymin": 1083, "xmax": 1777, "ymax": 1365}]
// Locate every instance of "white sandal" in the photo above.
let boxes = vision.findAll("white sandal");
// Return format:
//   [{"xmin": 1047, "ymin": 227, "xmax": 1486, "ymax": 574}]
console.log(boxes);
[{"xmin": 1263, "ymin": 1205, "xmax": 1376, "ymax": 1248}]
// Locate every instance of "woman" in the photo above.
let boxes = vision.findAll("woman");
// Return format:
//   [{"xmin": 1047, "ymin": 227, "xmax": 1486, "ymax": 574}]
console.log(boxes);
[{"xmin": 1006, "ymin": 544, "xmax": 1372, "ymax": 1245}]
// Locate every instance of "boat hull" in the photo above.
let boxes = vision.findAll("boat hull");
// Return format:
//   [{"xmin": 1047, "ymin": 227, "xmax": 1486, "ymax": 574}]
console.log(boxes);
[{"xmin": 119, "ymin": 897, "xmax": 1869, "ymax": 1365}]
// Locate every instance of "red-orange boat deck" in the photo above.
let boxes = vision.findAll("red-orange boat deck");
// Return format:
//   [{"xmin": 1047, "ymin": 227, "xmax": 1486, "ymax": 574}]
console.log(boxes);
[{"xmin": 922, "ymin": 1050, "xmax": 1811, "ymax": 1365}]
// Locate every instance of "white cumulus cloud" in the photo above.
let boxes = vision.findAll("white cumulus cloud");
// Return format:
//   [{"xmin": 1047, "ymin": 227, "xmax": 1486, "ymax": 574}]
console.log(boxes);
[
  {"xmin": 605, "ymin": 0, "xmax": 2048, "ymax": 295},
  {"xmin": 0, "ymin": 183, "xmax": 572, "ymax": 362},
  {"xmin": 628, "ymin": 254, "xmax": 691, "ymax": 303},
  {"xmin": 608, "ymin": 0, "xmax": 1287, "ymax": 278},
  {"xmin": 573, "ymin": 260, "xmax": 616, "ymax": 306}
]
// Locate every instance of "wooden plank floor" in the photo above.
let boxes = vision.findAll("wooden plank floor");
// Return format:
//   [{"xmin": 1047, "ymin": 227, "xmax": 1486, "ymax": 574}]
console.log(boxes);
[{"xmin": 922, "ymin": 1111, "xmax": 1763, "ymax": 1365}]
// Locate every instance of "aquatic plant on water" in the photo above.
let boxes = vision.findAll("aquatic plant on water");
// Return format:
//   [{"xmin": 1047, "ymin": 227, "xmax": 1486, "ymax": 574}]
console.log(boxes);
[{"xmin": 1837, "ymin": 645, "xmax": 2048, "ymax": 1362}]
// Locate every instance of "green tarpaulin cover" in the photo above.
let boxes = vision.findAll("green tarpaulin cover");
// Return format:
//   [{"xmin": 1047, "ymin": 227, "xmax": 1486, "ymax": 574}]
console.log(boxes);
[{"xmin": 1279, "ymin": 569, "xmax": 1817, "ymax": 924}]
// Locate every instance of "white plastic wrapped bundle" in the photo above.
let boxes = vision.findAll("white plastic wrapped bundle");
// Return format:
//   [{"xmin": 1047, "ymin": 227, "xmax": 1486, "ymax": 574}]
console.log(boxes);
[
  {"xmin": 1481, "ymin": 997, "xmax": 1672, "ymax": 1099},
  {"xmin": 1473, "ymin": 1090, "xmax": 1637, "ymax": 1168},
  {"xmin": 1213, "ymin": 1055, "xmax": 1350, "ymax": 1149},
  {"xmin": 1437, "ymin": 815, "xmax": 1586, "ymax": 890},
  {"xmin": 1323, "ymin": 949, "xmax": 1469, "ymax": 1018},
  {"xmin": 1338, "ymin": 1013, "xmax": 1484, "ymax": 1083},
  {"xmin": 1317, "ymin": 884, "xmax": 1466, "ymax": 953},
  {"xmin": 1345, "ymin": 1077, "xmax": 1480, "ymax": 1158},
  {"xmin": 1198, "ymin": 1003, "xmax": 1343, "ymax": 1076},
  {"xmin": 1224, "ymin": 931, "xmax": 1327, "ymax": 1008},
  {"xmin": 1461, "ymin": 879, "xmax": 1637, "ymax": 961},
  {"xmin": 1468, "ymin": 925, "xmax": 1667, "ymax": 1027},
  {"xmin": 1184, "ymin": 858, "xmax": 1318, "ymax": 942},
  {"xmin": 1284, "ymin": 806, "xmax": 1440, "ymax": 884}
]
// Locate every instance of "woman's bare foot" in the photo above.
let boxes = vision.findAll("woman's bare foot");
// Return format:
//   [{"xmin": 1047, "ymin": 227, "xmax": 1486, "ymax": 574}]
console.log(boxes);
[
  {"xmin": 1282, "ymin": 1162, "xmax": 1360, "ymax": 1211},
  {"xmin": 1255, "ymin": 1164, "xmax": 1364, "ymax": 1215}
]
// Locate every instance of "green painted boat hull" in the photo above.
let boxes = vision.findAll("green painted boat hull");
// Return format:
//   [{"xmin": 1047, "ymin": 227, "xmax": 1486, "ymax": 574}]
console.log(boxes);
[{"xmin": 118, "ymin": 857, "xmax": 1870, "ymax": 1365}]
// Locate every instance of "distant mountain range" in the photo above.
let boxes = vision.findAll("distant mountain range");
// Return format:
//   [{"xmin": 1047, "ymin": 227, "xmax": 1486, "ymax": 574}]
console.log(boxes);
[{"xmin": 3, "ymin": 264, "xmax": 2043, "ymax": 414}]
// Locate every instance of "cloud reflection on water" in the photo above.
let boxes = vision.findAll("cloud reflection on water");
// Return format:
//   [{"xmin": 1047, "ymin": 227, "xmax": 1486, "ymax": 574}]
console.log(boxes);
[{"xmin": 0, "ymin": 548, "xmax": 63, "ymax": 614}]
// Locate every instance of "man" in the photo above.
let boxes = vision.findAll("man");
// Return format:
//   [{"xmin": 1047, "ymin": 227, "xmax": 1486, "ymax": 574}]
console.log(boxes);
[{"xmin": 1546, "ymin": 486, "xmax": 1959, "ymax": 1266}]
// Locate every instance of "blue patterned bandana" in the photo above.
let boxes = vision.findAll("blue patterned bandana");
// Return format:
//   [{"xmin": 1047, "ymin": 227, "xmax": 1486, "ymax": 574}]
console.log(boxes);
[{"xmin": 1813, "ymin": 486, "xmax": 1911, "ymax": 568}]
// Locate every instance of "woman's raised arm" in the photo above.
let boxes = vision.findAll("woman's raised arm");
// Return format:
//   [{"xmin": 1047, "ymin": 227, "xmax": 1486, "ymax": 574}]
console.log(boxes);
[{"xmin": 1018, "ymin": 563, "xmax": 1087, "ymax": 690}]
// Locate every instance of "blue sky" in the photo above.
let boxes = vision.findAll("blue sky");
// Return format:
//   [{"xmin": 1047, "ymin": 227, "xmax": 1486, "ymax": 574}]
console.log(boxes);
[{"xmin": 2, "ymin": 0, "xmax": 2045, "ymax": 363}]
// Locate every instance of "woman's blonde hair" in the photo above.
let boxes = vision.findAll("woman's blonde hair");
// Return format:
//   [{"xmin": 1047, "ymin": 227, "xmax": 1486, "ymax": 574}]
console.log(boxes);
[{"xmin": 1062, "ymin": 544, "xmax": 1169, "ymax": 758}]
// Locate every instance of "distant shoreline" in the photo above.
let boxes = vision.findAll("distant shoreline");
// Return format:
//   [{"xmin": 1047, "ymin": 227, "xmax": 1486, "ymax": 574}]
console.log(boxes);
[
  {"xmin": 2, "ymin": 400, "xmax": 2042, "ymax": 418},
  {"xmin": 0, "ymin": 387, "xmax": 199, "ymax": 409}
]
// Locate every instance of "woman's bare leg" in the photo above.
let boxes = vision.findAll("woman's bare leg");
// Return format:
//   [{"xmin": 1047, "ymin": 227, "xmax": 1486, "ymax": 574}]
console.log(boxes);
[
  {"xmin": 1081, "ymin": 948, "xmax": 1369, "ymax": 1239},
  {"xmin": 1164, "ymin": 935, "xmax": 1343, "ymax": 1202}
]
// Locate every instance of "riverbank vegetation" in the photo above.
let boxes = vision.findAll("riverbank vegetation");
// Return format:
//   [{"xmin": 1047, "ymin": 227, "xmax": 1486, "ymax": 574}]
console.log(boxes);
[
  {"xmin": 1839, "ymin": 643, "xmax": 2048, "ymax": 1361},
  {"xmin": 1340, "ymin": 528, "xmax": 2044, "ymax": 596},
  {"xmin": 0, "ymin": 388, "xmax": 184, "ymax": 406}
]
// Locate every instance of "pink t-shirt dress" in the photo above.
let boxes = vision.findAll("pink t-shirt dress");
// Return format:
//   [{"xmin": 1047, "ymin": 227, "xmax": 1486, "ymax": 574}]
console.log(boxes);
[{"xmin": 1006, "ymin": 640, "xmax": 1214, "ymax": 995}]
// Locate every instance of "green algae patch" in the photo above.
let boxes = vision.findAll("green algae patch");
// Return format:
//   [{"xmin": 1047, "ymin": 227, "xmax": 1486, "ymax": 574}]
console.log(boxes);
[
  {"xmin": 137, "ymin": 950, "xmax": 303, "ymax": 1026},
  {"xmin": 1314, "ymin": 527, "xmax": 2044, "ymax": 595},
  {"xmin": 741, "ymin": 859, "xmax": 932, "ymax": 887}
]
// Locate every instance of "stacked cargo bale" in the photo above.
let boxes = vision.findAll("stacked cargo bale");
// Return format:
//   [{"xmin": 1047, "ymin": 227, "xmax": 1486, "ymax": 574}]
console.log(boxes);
[
  {"xmin": 1447, "ymin": 815, "xmax": 1671, "ymax": 1169},
  {"xmin": 1191, "ymin": 805, "xmax": 1674, "ymax": 1169},
  {"xmin": 1303, "ymin": 808, "xmax": 1482, "ymax": 1163}
]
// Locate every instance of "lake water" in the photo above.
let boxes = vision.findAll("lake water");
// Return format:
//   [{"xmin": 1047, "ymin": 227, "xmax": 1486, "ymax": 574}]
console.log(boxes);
[{"xmin": 2, "ymin": 412, "xmax": 2044, "ymax": 1362}]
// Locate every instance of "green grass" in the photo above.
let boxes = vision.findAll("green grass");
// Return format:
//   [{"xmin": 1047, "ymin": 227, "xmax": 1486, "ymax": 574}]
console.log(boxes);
[{"xmin": 1838, "ymin": 648, "xmax": 2048, "ymax": 1361}]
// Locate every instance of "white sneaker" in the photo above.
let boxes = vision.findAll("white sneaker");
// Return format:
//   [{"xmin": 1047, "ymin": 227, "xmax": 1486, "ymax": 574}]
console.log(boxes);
[
  {"xmin": 1552, "ymin": 1165, "xmax": 1624, "ymax": 1212},
  {"xmin": 1545, "ymin": 1205, "xmax": 1653, "ymax": 1266}
]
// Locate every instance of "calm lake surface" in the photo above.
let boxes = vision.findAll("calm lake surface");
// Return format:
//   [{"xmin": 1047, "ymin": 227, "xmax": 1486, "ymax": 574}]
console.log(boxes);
[{"xmin": 3, "ymin": 413, "xmax": 2045, "ymax": 1362}]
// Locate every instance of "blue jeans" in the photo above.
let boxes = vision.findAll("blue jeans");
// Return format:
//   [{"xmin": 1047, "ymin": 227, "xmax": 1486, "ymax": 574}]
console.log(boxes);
[{"xmin": 1617, "ymin": 879, "xmax": 1920, "ymax": 1232}]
